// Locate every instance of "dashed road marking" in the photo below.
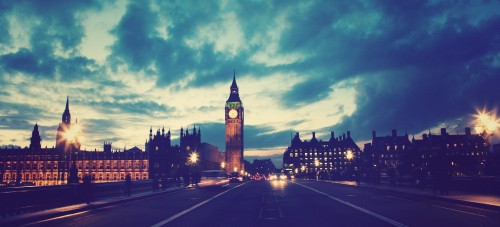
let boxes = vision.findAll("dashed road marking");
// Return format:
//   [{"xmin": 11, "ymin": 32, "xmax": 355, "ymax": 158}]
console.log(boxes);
[
  {"xmin": 432, "ymin": 205, "xmax": 487, "ymax": 218},
  {"xmin": 151, "ymin": 182, "xmax": 249, "ymax": 227},
  {"xmin": 293, "ymin": 182, "xmax": 408, "ymax": 227}
]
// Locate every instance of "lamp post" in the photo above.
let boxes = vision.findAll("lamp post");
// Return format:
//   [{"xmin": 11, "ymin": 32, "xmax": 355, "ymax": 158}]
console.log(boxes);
[
  {"xmin": 188, "ymin": 151, "xmax": 199, "ymax": 186},
  {"xmin": 345, "ymin": 149, "xmax": 354, "ymax": 180}
]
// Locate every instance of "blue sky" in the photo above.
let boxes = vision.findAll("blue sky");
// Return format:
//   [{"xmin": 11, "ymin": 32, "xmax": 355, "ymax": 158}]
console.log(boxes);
[{"xmin": 1, "ymin": 0, "xmax": 500, "ymax": 166}]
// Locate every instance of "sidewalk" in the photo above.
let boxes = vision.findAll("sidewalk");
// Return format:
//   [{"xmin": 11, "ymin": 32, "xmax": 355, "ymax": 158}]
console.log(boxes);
[
  {"xmin": 320, "ymin": 179, "xmax": 500, "ymax": 211},
  {"xmin": 0, "ymin": 186, "xmax": 187, "ymax": 226}
]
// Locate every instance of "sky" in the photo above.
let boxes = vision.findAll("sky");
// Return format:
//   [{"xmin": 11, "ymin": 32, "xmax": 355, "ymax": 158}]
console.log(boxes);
[{"xmin": 1, "ymin": 0, "xmax": 500, "ymax": 167}]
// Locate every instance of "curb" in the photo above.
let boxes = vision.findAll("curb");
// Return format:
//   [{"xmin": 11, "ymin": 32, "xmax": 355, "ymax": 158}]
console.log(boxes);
[
  {"xmin": 314, "ymin": 179, "xmax": 500, "ymax": 212},
  {"xmin": 0, "ymin": 187, "xmax": 187, "ymax": 226}
]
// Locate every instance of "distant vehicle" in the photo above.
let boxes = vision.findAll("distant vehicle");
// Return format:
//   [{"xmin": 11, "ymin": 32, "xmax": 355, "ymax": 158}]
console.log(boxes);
[
  {"xmin": 229, "ymin": 172, "xmax": 243, "ymax": 183},
  {"xmin": 197, "ymin": 170, "xmax": 229, "ymax": 188},
  {"xmin": 20, "ymin": 182, "xmax": 36, "ymax": 186}
]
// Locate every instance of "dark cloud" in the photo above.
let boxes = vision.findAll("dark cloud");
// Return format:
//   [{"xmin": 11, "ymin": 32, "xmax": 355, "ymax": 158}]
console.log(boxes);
[
  {"xmin": 0, "ymin": 0, "xmax": 104, "ymax": 81},
  {"xmin": 197, "ymin": 122, "xmax": 291, "ymax": 151},
  {"xmin": 0, "ymin": 1, "xmax": 12, "ymax": 47},
  {"xmin": 1, "ymin": 48, "xmax": 56, "ymax": 76},
  {"xmin": 0, "ymin": 101, "xmax": 47, "ymax": 129},
  {"xmin": 86, "ymin": 98, "xmax": 174, "ymax": 116},
  {"xmin": 2, "ymin": 0, "xmax": 500, "ymax": 152}
]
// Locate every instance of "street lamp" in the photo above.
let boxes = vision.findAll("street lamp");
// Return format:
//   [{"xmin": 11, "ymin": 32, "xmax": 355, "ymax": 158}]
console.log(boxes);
[
  {"xmin": 189, "ymin": 151, "xmax": 199, "ymax": 165},
  {"xmin": 221, "ymin": 161, "xmax": 226, "ymax": 169},
  {"xmin": 473, "ymin": 108, "xmax": 500, "ymax": 135}
]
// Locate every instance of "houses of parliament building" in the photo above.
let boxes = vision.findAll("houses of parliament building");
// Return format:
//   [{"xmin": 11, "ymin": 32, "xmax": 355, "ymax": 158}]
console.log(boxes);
[
  {"xmin": 0, "ymin": 75, "xmax": 240, "ymax": 186},
  {"xmin": 0, "ymin": 97, "xmax": 218, "ymax": 186}
]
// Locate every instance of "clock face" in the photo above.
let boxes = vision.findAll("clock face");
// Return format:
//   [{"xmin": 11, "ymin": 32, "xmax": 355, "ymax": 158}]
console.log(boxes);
[{"xmin": 229, "ymin": 109, "xmax": 238, "ymax": 118}]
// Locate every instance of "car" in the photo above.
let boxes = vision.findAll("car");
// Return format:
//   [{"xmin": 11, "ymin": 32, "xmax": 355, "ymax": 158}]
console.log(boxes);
[
  {"xmin": 197, "ymin": 170, "xmax": 229, "ymax": 188},
  {"xmin": 229, "ymin": 172, "xmax": 243, "ymax": 183}
]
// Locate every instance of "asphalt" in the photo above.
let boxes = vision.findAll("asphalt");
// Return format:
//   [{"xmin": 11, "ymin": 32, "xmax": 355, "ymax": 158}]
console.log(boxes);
[{"xmin": 5, "ymin": 180, "xmax": 500, "ymax": 227}]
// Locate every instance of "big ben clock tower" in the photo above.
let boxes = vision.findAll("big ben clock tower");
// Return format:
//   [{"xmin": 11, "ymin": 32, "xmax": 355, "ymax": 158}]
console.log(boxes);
[{"xmin": 225, "ymin": 71, "xmax": 244, "ymax": 173}]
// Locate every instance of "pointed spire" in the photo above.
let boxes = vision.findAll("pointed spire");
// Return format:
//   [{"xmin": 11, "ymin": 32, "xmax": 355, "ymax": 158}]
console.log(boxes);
[
  {"xmin": 62, "ymin": 96, "xmax": 71, "ymax": 124},
  {"xmin": 231, "ymin": 70, "xmax": 238, "ymax": 89}
]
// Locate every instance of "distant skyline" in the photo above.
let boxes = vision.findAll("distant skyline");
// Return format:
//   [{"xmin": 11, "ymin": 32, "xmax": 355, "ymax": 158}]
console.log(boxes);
[{"xmin": 1, "ymin": 1, "xmax": 500, "ymax": 165}]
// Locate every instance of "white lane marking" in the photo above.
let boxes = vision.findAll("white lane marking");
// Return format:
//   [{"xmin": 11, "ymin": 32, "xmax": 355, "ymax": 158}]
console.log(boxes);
[
  {"xmin": 151, "ymin": 182, "xmax": 249, "ymax": 227},
  {"xmin": 293, "ymin": 182, "xmax": 408, "ymax": 227},
  {"xmin": 432, "ymin": 205, "xmax": 487, "ymax": 218},
  {"xmin": 19, "ymin": 210, "xmax": 91, "ymax": 226}
]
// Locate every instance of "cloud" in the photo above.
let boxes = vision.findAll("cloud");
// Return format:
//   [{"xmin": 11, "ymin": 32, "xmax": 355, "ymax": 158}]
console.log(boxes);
[{"xmin": 2, "ymin": 0, "xmax": 500, "ymax": 156}]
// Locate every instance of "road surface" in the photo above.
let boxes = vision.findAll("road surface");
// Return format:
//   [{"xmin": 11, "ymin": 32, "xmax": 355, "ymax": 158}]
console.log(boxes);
[{"xmin": 15, "ymin": 179, "xmax": 500, "ymax": 227}]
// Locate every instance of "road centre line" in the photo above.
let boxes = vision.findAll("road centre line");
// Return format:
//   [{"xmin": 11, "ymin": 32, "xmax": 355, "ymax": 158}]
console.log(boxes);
[
  {"xmin": 151, "ymin": 182, "xmax": 249, "ymax": 227},
  {"xmin": 293, "ymin": 182, "xmax": 408, "ymax": 227},
  {"xmin": 432, "ymin": 205, "xmax": 486, "ymax": 218}
]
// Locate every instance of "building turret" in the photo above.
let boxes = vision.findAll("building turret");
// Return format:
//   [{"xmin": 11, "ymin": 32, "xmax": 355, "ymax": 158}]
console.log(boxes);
[
  {"xmin": 30, "ymin": 123, "xmax": 42, "ymax": 150},
  {"xmin": 62, "ymin": 96, "xmax": 71, "ymax": 124}
]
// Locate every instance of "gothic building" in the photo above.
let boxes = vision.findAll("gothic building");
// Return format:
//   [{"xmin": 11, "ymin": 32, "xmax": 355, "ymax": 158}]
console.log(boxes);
[
  {"xmin": 283, "ymin": 131, "xmax": 361, "ymax": 177},
  {"xmin": 0, "ymin": 97, "xmax": 149, "ymax": 186},
  {"xmin": 145, "ymin": 125, "xmax": 204, "ymax": 179},
  {"xmin": 225, "ymin": 72, "xmax": 244, "ymax": 173}
]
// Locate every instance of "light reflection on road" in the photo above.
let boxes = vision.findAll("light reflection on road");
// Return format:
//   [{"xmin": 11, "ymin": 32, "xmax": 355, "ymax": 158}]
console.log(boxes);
[{"xmin": 270, "ymin": 180, "xmax": 287, "ymax": 190}]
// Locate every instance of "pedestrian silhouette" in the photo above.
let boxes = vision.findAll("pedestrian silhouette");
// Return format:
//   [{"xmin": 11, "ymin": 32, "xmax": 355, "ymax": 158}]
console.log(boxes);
[
  {"xmin": 125, "ymin": 174, "xmax": 132, "ymax": 197},
  {"xmin": 82, "ymin": 174, "xmax": 92, "ymax": 204}
]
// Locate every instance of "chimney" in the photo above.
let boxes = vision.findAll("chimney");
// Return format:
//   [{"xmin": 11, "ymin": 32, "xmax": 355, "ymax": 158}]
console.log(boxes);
[
  {"xmin": 441, "ymin": 128, "xmax": 447, "ymax": 136},
  {"xmin": 372, "ymin": 130, "xmax": 376, "ymax": 139},
  {"xmin": 331, "ymin": 131, "xmax": 335, "ymax": 139},
  {"xmin": 347, "ymin": 131, "xmax": 351, "ymax": 138},
  {"xmin": 312, "ymin": 132, "xmax": 316, "ymax": 138},
  {"xmin": 465, "ymin": 127, "xmax": 471, "ymax": 136},
  {"xmin": 392, "ymin": 129, "xmax": 397, "ymax": 137},
  {"xmin": 342, "ymin": 133, "xmax": 346, "ymax": 140}
]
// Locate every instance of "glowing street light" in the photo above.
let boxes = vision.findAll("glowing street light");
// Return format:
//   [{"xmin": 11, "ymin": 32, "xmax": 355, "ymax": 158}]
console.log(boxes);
[
  {"xmin": 473, "ymin": 108, "xmax": 500, "ymax": 134},
  {"xmin": 188, "ymin": 151, "xmax": 199, "ymax": 165},
  {"xmin": 234, "ymin": 167, "xmax": 238, "ymax": 172},
  {"xmin": 221, "ymin": 161, "xmax": 226, "ymax": 169}
]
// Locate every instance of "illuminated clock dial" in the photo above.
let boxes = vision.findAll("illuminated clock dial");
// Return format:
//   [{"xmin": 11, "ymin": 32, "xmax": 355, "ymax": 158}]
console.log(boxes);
[{"xmin": 229, "ymin": 109, "xmax": 238, "ymax": 118}]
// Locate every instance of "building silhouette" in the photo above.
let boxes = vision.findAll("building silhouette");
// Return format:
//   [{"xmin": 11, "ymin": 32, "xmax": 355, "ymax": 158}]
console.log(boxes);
[
  {"xmin": 283, "ymin": 131, "xmax": 361, "ymax": 178},
  {"xmin": 0, "ymin": 98, "xmax": 149, "ymax": 186},
  {"xmin": 225, "ymin": 71, "xmax": 244, "ymax": 173},
  {"xmin": 0, "ymin": 98, "xmax": 218, "ymax": 186}
]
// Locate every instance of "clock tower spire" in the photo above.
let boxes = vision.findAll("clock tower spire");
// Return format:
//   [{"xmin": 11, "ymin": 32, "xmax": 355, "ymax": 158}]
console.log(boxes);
[{"xmin": 225, "ymin": 71, "xmax": 244, "ymax": 173}]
